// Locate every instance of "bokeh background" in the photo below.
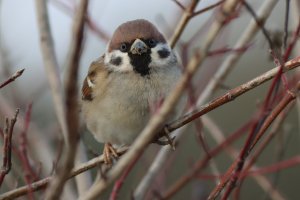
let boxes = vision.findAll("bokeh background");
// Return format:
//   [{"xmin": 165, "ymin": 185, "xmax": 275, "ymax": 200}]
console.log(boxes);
[{"xmin": 0, "ymin": 0, "xmax": 299, "ymax": 199}]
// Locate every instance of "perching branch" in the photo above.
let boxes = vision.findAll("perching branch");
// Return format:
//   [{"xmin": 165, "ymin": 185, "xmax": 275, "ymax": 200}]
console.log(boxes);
[{"xmin": 0, "ymin": 148, "xmax": 128, "ymax": 200}]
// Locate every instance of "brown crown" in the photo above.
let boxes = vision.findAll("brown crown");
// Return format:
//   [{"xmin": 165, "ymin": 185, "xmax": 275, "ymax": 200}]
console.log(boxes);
[{"xmin": 108, "ymin": 19, "xmax": 166, "ymax": 52}]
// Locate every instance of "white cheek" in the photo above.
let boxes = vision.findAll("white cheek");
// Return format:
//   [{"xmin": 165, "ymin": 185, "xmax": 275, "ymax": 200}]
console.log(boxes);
[
  {"xmin": 150, "ymin": 43, "xmax": 176, "ymax": 68},
  {"xmin": 104, "ymin": 50, "xmax": 133, "ymax": 72}
]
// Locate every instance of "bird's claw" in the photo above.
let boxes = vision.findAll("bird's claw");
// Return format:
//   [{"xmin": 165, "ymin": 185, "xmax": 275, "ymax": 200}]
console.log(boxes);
[
  {"xmin": 103, "ymin": 143, "xmax": 119, "ymax": 165},
  {"xmin": 154, "ymin": 126, "xmax": 176, "ymax": 150}
]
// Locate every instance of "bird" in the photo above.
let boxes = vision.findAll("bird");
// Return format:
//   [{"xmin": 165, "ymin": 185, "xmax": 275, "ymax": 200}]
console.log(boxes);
[{"xmin": 81, "ymin": 19, "xmax": 183, "ymax": 165}]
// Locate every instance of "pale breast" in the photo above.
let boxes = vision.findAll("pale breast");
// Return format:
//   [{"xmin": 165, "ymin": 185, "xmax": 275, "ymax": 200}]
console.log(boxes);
[{"xmin": 82, "ymin": 64, "xmax": 181, "ymax": 146}]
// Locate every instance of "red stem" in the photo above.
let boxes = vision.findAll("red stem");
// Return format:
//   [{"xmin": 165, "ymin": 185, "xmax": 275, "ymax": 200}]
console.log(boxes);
[{"xmin": 109, "ymin": 155, "xmax": 140, "ymax": 200}]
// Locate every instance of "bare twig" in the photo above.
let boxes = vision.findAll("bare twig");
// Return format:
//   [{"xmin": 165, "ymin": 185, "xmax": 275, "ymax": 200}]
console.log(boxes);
[
  {"xmin": 191, "ymin": 0, "xmax": 225, "ymax": 17},
  {"xmin": 0, "ymin": 69, "xmax": 25, "ymax": 89},
  {"xmin": 18, "ymin": 103, "xmax": 37, "ymax": 199},
  {"xmin": 35, "ymin": 0, "xmax": 68, "ymax": 147},
  {"xmin": 197, "ymin": 0, "xmax": 278, "ymax": 105},
  {"xmin": 250, "ymin": 93, "xmax": 296, "ymax": 150},
  {"xmin": 167, "ymin": 56, "xmax": 300, "ymax": 133},
  {"xmin": 0, "ymin": 109, "xmax": 19, "ymax": 187},
  {"xmin": 109, "ymin": 155, "xmax": 140, "ymax": 200},
  {"xmin": 0, "ymin": 95, "xmax": 55, "ymax": 176},
  {"xmin": 51, "ymin": 0, "xmax": 110, "ymax": 41},
  {"xmin": 203, "ymin": 116, "xmax": 285, "ymax": 200},
  {"xmin": 161, "ymin": 121, "xmax": 253, "ymax": 199},
  {"xmin": 245, "ymin": 156, "xmax": 300, "ymax": 177},
  {"xmin": 264, "ymin": 20, "xmax": 300, "ymax": 110},
  {"xmin": 172, "ymin": 0, "xmax": 186, "ymax": 11},
  {"xmin": 209, "ymin": 89, "xmax": 296, "ymax": 200},
  {"xmin": 283, "ymin": 0, "xmax": 290, "ymax": 49},
  {"xmin": 234, "ymin": 102, "xmax": 294, "ymax": 200},
  {"xmin": 169, "ymin": 0, "xmax": 200, "ymax": 48},
  {"xmin": 0, "ymin": 148, "xmax": 128, "ymax": 200},
  {"xmin": 44, "ymin": 0, "xmax": 88, "ymax": 199},
  {"xmin": 242, "ymin": 1, "xmax": 274, "ymax": 50},
  {"xmin": 133, "ymin": 144, "xmax": 174, "ymax": 200}
]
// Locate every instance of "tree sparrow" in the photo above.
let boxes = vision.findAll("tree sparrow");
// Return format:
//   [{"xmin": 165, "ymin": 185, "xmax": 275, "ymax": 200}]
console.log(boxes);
[{"xmin": 81, "ymin": 19, "xmax": 182, "ymax": 164}]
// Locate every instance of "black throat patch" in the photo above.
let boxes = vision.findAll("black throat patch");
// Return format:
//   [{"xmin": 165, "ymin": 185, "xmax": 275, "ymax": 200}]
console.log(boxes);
[{"xmin": 128, "ymin": 49, "xmax": 151, "ymax": 76}]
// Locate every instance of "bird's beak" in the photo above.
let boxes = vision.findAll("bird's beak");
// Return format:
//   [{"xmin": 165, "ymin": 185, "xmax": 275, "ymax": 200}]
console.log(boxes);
[{"xmin": 130, "ymin": 39, "xmax": 148, "ymax": 55}]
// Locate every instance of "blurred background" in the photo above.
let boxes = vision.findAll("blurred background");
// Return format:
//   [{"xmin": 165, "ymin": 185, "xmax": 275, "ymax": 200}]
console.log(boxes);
[{"xmin": 0, "ymin": 0, "xmax": 299, "ymax": 199}]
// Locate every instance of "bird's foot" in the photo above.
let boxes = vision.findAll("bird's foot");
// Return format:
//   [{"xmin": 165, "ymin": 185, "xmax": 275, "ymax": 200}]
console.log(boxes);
[
  {"xmin": 154, "ymin": 126, "xmax": 176, "ymax": 150},
  {"xmin": 103, "ymin": 143, "xmax": 119, "ymax": 165}
]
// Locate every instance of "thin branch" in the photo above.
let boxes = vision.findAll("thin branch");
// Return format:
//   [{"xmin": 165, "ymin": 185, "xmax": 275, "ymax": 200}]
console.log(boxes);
[
  {"xmin": 283, "ymin": 19, "xmax": 300, "ymax": 62},
  {"xmin": 245, "ymin": 156, "xmax": 300, "ymax": 177},
  {"xmin": 161, "ymin": 120, "xmax": 253, "ymax": 199},
  {"xmin": 283, "ymin": 0, "xmax": 290, "ymax": 50},
  {"xmin": 133, "ymin": 144, "xmax": 174, "ymax": 199},
  {"xmin": 18, "ymin": 103, "xmax": 37, "ymax": 199},
  {"xmin": 0, "ymin": 109, "xmax": 19, "ymax": 186},
  {"xmin": 250, "ymin": 93, "xmax": 295, "ymax": 150},
  {"xmin": 169, "ymin": 0, "xmax": 200, "ymax": 48},
  {"xmin": 167, "ymin": 56, "xmax": 300, "ymax": 133},
  {"xmin": 172, "ymin": 0, "xmax": 186, "ymax": 11},
  {"xmin": 234, "ymin": 102, "xmax": 294, "ymax": 199},
  {"xmin": 35, "ymin": 0, "xmax": 68, "ymax": 147},
  {"xmin": 0, "ymin": 69, "xmax": 25, "ymax": 89},
  {"xmin": 210, "ymin": 89, "xmax": 296, "ymax": 200},
  {"xmin": 51, "ymin": 0, "xmax": 110, "ymax": 41},
  {"xmin": 191, "ymin": 0, "xmax": 225, "ymax": 17},
  {"xmin": 264, "ymin": 20, "xmax": 300, "ymax": 110},
  {"xmin": 109, "ymin": 155, "xmax": 140, "ymax": 200},
  {"xmin": 44, "ymin": 0, "xmax": 88, "ymax": 199},
  {"xmin": 0, "ymin": 148, "xmax": 128, "ymax": 200},
  {"xmin": 207, "ymin": 45, "xmax": 250, "ymax": 56},
  {"xmin": 242, "ymin": 1, "xmax": 274, "ymax": 50},
  {"xmin": 202, "ymin": 116, "xmax": 285, "ymax": 200},
  {"xmin": 196, "ymin": 0, "xmax": 278, "ymax": 106}
]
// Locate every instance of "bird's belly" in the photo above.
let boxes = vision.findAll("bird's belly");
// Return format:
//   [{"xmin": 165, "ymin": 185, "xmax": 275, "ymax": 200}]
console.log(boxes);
[
  {"xmin": 82, "ymin": 66, "xmax": 182, "ymax": 146},
  {"xmin": 84, "ymin": 95, "xmax": 150, "ymax": 146}
]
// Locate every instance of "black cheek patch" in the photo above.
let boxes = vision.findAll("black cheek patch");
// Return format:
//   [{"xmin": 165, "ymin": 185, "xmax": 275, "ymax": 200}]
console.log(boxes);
[
  {"xmin": 110, "ymin": 56, "xmax": 122, "ymax": 66},
  {"xmin": 158, "ymin": 48, "xmax": 170, "ymax": 59}
]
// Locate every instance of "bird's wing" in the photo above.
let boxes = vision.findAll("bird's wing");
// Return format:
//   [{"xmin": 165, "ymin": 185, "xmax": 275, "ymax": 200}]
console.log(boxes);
[{"xmin": 81, "ymin": 55, "xmax": 107, "ymax": 101}]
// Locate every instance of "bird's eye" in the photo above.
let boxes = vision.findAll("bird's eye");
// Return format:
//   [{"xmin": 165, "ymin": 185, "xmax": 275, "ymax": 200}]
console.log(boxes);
[
  {"xmin": 120, "ymin": 43, "xmax": 128, "ymax": 52},
  {"xmin": 147, "ymin": 39, "xmax": 157, "ymax": 48}
]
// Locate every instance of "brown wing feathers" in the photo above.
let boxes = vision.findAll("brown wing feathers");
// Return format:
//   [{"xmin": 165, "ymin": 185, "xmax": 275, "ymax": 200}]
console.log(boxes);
[
  {"xmin": 82, "ymin": 77, "xmax": 93, "ymax": 101},
  {"xmin": 81, "ymin": 55, "xmax": 106, "ymax": 101}
]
